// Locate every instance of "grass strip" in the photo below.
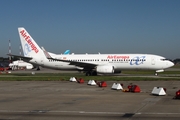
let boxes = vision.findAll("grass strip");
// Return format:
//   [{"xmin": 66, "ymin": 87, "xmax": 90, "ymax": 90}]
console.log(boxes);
[{"xmin": 0, "ymin": 72, "xmax": 179, "ymax": 81}]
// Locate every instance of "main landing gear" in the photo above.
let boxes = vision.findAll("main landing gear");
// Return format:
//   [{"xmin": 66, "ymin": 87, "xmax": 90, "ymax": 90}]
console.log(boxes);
[
  {"xmin": 85, "ymin": 71, "xmax": 97, "ymax": 76},
  {"xmin": 36, "ymin": 66, "xmax": 40, "ymax": 71}
]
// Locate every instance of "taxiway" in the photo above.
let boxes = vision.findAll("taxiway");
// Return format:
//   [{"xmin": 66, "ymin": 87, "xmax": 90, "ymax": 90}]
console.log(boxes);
[{"xmin": 0, "ymin": 80, "xmax": 179, "ymax": 120}]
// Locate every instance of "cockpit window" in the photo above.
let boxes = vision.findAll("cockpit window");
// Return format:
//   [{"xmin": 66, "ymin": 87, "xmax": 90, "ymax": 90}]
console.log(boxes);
[{"xmin": 160, "ymin": 59, "xmax": 173, "ymax": 62}]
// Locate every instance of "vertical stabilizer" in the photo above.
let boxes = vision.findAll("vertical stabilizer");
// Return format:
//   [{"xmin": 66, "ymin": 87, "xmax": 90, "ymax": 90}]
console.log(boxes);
[
  {"xmin": 64, "ymin": 50, "xmax": 70, "ymax": 54},
  {"xmin": 18, "ymin": 27, "xmax": 44, "ymax": 58}
]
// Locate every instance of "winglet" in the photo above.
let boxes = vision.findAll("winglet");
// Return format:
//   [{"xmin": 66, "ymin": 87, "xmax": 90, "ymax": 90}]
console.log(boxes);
[{"xmin": 41, "ymin": 47, "xmax": 52, "ymax": 59}]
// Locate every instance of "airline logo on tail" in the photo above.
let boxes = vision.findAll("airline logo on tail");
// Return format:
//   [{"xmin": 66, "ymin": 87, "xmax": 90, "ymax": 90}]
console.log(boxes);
[{"xmin": 20, "ymin": 29, "xmax": 39, "ymax": 53}]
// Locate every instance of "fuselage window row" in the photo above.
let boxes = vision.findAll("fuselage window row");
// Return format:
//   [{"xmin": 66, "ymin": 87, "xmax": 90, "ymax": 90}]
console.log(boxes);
[
  {"xmin": 49, "ymin": 59, "xmax": 146, "ymax": 62},
  {"xmin": 48, "ymin": 59, "xmax": 146, "ymax": 62}
]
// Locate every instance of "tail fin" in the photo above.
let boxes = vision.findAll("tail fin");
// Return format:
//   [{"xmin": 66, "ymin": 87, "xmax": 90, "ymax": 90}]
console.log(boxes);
[
  {"xmin": 18, "ymin": 27, "xmax": 44, "ymax": 58},
  {"xmin": 64, "ymin": 50, "xmax": 70, "ymax": 55}
]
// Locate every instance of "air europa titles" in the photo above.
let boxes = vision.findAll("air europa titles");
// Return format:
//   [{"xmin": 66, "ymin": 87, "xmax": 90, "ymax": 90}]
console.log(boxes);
[
  {"xmin": 107, "ymin": 55, "xmax": 129, "ymax": 59},
  {"xmin": 20, "ymin": 30, "xmax": 39, "ymax": 53}
]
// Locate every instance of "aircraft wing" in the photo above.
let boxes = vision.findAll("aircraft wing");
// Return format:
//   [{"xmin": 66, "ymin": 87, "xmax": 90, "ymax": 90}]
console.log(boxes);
[
  {"xmin": 41, "ymin": 47, "xmax": 97, "ymax": 69},
  {"xmin": 7, "ymin": 54, "xmax": 32, "ymax": 60},
  {"xmin": 49, "ymin": 57, "xmax": 97, "ymax": 69}
]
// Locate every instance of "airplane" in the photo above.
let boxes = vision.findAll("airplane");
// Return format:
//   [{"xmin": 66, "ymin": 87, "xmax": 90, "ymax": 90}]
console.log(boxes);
[
  {"xmin": 64, "ymin": 50, "xmax": 70, "ymax": 55},
  {"xmin": 7, "ymin": 27, "xmax": 174, "ymax": 76},
  {"xmin": 41, "ymin": 47, "xmax": 71, "ymax": 55},
  {"xmin": 9, "ymin": 60, "xmax": 34, "ymax": 70}
]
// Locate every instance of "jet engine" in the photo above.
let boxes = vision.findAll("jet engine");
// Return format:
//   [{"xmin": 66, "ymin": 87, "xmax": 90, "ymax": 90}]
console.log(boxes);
[{"xmin": 96, "ymin": 65, "xmax": 115, "ymax": 74}]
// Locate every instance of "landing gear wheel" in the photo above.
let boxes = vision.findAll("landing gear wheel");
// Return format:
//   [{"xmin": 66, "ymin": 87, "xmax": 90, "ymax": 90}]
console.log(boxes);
[
  {"xmin": 86, "ymin": 71, "xmax": 91, "ymax": 76},
  {"xmin": 37, "ymin": 67, "xmax": 40, "ymax": 71},
  {"xmin": 155, "ymin": 73, "xmax": 158, "ymax": 76},
  {"xmin": 92, "ymin": 71, "xmax": 97, "ymax": 76},
  {"xmin": 85, "ymin": 71, "xmax": 97, "ymax": 76}
]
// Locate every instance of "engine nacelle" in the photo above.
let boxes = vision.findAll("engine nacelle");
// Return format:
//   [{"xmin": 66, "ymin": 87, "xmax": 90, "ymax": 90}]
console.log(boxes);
[
  {"xmin": 96, "ymin": 65, "xmax": 114, "ymax": 74},
  {"xmin": 26, "ymin": 65, "xmax": 33, "ymax": 69}
]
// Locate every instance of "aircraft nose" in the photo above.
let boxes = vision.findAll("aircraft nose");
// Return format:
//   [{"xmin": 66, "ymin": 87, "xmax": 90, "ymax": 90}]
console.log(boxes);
[{"xmin": 168, "ymin": 61, "xmax": 174, "ymax": 67}]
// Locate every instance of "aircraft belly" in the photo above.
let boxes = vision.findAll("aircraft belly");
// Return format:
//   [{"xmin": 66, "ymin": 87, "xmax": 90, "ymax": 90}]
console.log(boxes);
[
  {"xmin": 40, "ymin": 62, "xmax": 76, "ymax": 70},
  {"xmin": 54, "ymin": 63, "xmax": 76, "ymax": 70}
]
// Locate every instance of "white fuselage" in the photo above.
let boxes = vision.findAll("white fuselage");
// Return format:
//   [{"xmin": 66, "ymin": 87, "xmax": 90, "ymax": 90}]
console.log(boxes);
[
  {"xmin": 9, "ymin": 60, "xmax": 33, "ymax": 70},
  {"xmin": 28, "ymin": 54, "xmax": 174, "ymax": 72},
  {"xmin": 16, "ymin": 27, "xmax": 174, "ymax": 75}
]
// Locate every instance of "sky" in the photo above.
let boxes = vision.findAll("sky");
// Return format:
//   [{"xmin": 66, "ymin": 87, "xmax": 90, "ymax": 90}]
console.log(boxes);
[{"xmin": 0, "ymin": 0, "xmax": 180, "ymax": 59}]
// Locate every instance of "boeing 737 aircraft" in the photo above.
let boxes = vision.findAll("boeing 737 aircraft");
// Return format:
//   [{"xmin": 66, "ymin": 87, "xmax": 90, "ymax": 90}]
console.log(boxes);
[{"xmin": 8, "ymin": 27, "xmax": 174, "ymax": 76}]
